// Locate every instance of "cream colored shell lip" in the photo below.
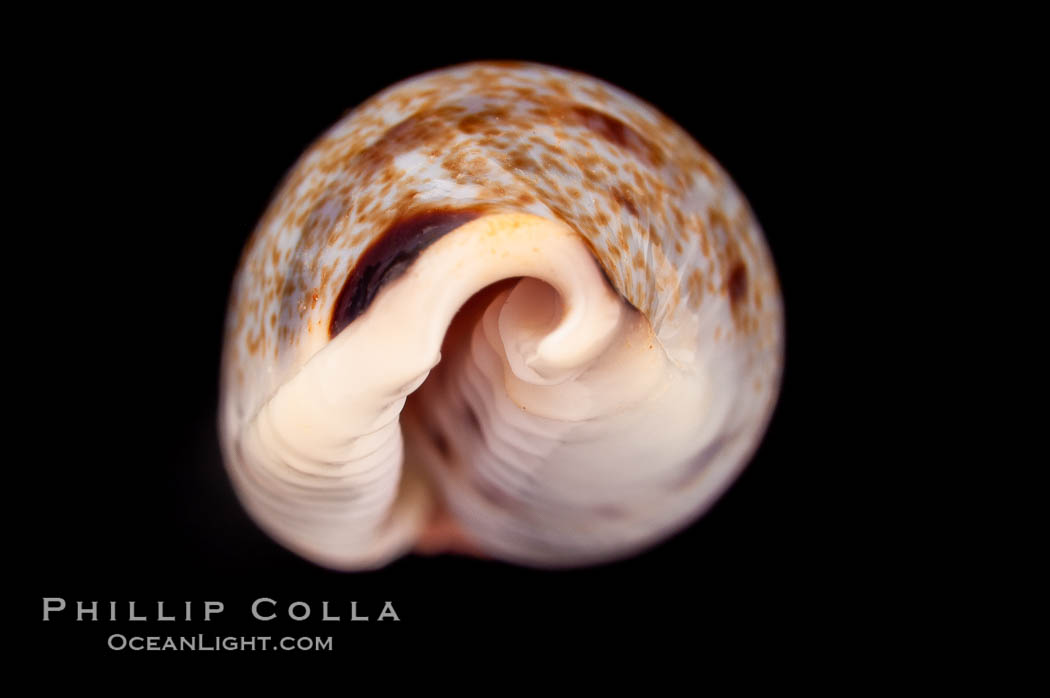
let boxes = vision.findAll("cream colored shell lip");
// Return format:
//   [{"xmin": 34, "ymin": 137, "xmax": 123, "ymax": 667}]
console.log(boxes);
[{"xmin": 219, "ymin": 61, "xmax": 785, "ymax": 570}]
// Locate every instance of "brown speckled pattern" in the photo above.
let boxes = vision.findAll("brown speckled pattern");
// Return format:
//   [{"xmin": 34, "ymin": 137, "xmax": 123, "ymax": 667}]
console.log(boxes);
[{"xmin": 222, "ymin": 61, "xmax": 782, "ymax": 429}]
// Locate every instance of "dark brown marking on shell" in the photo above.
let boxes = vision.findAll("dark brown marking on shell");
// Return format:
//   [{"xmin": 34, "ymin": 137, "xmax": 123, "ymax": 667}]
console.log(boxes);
[
  {"xmin": 611, "ymin": 186, "xmax": 639, "ymax": 217},
  {"xmin": 569, "ymin": 105, "xmax": 664, "ymax": 167},
  {"xmin": 329, "ymin": 208, "xmax": 483, "ymax": 337},
  {"xmin": 351, "ymin": 107, "xmax": 464, "ymax": 181},
  {"xmin": 727, "ymin": 262, "xmax": 748, "ymax": 307},
  {"xmin": 457, "ymin": 107, "xmax": 510, "ymax": 135}
]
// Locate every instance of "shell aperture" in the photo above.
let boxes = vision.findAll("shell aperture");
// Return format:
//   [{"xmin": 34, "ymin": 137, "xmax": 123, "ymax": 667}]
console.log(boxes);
[{"xmin": 219, "ymin": 61, "xmax": 784, "ymax": 569}]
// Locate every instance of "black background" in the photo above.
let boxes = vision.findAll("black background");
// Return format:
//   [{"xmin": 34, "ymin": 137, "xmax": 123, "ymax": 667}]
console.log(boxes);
[{"xmin": 20, "ymin": 22, "xmax": 886, "ymax": 660}]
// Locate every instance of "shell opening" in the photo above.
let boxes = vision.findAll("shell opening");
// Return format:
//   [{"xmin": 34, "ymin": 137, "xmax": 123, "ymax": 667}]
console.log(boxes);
[{"xmin": 230, "ymin": 212, "xmax": 725, "ymax": 569}]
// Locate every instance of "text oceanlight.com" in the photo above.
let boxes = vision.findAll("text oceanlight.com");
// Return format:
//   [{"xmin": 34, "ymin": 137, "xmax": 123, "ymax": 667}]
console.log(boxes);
[{"xmin": 107, "ymin": 634, "xmax": 333, "ymax": 652}]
